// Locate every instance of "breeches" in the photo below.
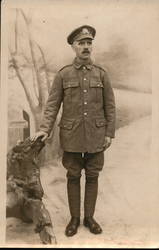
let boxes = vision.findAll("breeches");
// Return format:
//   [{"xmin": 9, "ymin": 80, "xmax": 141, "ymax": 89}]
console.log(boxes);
[{"xmin": 62, "ymin": 151, "xmax": 104, "ymax": 178}]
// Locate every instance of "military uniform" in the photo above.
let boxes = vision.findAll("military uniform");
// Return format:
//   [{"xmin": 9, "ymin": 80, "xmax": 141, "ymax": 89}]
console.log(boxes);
[
  {"xmin": 40, "ymin": 25, "xmax": 116, "ymax": 236},
  {"xmin": 40, "ymin": 57, "xmax": 115, "ymax": 152}
]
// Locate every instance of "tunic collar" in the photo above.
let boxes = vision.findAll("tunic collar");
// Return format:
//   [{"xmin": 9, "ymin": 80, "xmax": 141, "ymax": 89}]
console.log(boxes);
[{"xmin": 73, "ymin": 57, "xmax": 93, "ymax": 70}]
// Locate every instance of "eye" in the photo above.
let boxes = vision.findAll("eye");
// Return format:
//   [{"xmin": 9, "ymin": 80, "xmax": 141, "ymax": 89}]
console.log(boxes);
[
  {"xmin": 79, "ymin": 41, "xmax": 85, "ymax": 45},
  {"xmin": 87, "ymin": 41, "xmax": 92, "ymax": 45}
]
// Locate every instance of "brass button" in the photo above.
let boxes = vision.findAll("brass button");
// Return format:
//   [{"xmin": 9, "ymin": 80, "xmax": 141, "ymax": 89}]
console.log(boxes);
[
  {"xmin": 83, "ymin": 89, "xmax": 87, "ymax": 93},
  {"xmin": 84, "ymin": 78, "xmax": 87, "ymax": 81},
  {"xmin": 84, "ymin": 102, "xmax": 87, "ymax": 105},
  {"xmin": 84, "ymin": 112, "xmax": 87, "ymax": 116}
]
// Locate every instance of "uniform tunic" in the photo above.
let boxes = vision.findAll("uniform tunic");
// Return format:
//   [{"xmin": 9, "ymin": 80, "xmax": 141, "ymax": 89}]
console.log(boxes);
[{"xmin": 40, "ymin": 57, "xmax": 116, "ymax": 153}]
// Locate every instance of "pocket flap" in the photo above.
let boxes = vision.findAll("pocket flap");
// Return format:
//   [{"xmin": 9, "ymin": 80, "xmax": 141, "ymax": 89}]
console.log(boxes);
[
  {"xmin": 96, "ymin": 118, "xmax": 106, "ymax": 127},
  {"xmin": 63, "ymin": 81, "xmax": 79, "ymax": 89},
  {"xmin": 90, "ymin": 81, "xmax": 103, "ymax": 88},
  {"xmin": 59, "ymin": 119, "xmax": 74, "ymax": 130}
]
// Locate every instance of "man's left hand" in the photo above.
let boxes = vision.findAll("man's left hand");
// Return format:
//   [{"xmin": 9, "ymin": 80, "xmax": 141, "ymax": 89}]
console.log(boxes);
[{"xmin": 103, "ymin": 136, "xmax": 112, "ymax": 150}]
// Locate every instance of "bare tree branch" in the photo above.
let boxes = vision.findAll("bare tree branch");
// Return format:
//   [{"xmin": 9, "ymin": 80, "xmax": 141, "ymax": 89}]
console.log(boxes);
[
  {"xmin": 31, "ymin": 66, "xmax": 39, "ymax": 100},
  {"xmin": 15, "ymin": 9, "xmax": 18, "ymax": 53},
  {"xmin": 21, "ymin": 53, "xmax": 39, "ymax": 100},
  {"xmin": 9, "ymin": 48, "xmax": 37, "ymax": 114},
  {"xmin": 20, "ymin": 8, "xmax": 29, "ymax": 25},
  {"xmin": 36, "ymin": 43, "xmax": 51, "ymax": 93},
  {"xmin": 22, "ymin": 53, "xmax": 31, "ymax": 64},
  {"xmin": 20, "ymin": 9, "xmax": 47, "ymax": 108}
]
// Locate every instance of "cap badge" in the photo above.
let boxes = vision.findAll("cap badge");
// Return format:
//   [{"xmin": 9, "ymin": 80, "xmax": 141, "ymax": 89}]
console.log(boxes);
[{"xmin": 82, "ymin": 28, "xmax": 90, "ymax": 35}]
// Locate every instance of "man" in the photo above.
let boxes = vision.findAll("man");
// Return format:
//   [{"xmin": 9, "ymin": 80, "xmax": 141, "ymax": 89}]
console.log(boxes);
[{"xmin": 31, "ymin": 25, "xmax": 116, "ymax": 237}]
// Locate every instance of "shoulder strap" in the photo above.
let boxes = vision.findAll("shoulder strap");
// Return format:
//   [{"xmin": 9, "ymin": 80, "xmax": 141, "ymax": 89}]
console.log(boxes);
[
  {"xmin": 93, "ymin": 64, "xmax": 105, "ymax": 72},
  {"xmin": 59, "ymin": 64, "xmax": 73, "ymax": 72}
]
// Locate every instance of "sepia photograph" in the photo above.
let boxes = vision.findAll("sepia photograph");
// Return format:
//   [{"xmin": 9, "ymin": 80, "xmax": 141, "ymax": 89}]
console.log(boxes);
[{"xmin": 1, "ymin": 0, "xmax": 159, "ymax": 247}]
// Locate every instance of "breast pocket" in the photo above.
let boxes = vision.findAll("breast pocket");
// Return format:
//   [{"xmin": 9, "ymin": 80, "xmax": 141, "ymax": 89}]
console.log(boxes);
[
  {"xmin": 63, "ymin": 81, "xmax": 80, "ymax": 102},
  {"xmin": 90, "ymin": 81, "xmax": 104, "ymax": 102}
]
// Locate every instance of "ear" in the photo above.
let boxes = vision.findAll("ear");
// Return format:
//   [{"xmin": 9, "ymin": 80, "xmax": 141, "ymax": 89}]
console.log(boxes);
[{"xmin": 71, "ymin": 43, "xmax": 76, "ymax": 52}]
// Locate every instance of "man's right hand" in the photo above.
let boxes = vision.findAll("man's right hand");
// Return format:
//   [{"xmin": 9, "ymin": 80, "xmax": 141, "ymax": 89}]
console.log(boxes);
[{"xmin": 30, "ymin": 131, "xmax": 48, "ymax": 142}]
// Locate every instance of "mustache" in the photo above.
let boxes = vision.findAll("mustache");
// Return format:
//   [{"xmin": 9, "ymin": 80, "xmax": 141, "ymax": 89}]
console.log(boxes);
[{"xmin": 82, "ymin": 50, "xmax": 90, "ymax": 54}]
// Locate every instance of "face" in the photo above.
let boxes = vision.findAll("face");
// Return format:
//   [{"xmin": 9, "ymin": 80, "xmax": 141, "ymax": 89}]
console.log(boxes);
[{"xmin": 72, "ymin": 39, "xmax": 93, "ymax": 60}]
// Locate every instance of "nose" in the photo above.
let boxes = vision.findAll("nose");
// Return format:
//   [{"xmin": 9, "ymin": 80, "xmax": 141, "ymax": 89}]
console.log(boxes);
[{"xmin": 84, "ymin": 42, "xmax": 89, "ymax": 49}]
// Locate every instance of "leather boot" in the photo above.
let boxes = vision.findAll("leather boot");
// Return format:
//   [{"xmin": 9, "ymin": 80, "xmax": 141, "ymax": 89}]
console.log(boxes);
[
  {"xmin": 65, "ymin": 176, "xmax": 81, "ymax": 236},
  {"xmin": 84, "ymin": 176, "xmax": 102, "ymax": 234},
  {"xmin": 65, "ymin": 217, "xmax": 80, "ymax": 237},
  {"xmin": 83, "ymin": 217, "xmax": 102, "ymax": 234}
]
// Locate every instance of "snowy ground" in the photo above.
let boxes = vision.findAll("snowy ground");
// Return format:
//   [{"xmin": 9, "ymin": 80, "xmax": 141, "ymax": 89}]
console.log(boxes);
[{"xmin": 6, "ymin": 113, "xmax": 158, "ymax": 248}]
